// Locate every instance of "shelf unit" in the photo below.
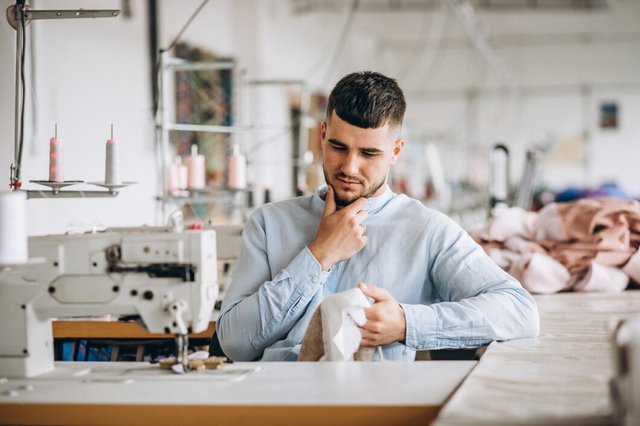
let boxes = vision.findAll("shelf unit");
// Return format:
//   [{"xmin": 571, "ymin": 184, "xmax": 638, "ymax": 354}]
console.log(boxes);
[
  {"xmin": 155, "ymin": 187, "xmax": 252, "ymax": 206},
  {"xmin": 154, "ymin": 52, "xmax": 250, "ymax": 224}
]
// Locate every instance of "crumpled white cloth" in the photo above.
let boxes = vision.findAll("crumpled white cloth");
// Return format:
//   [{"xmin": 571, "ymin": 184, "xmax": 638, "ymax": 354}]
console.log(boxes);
[{"xmin": 320, "ymin": 288, "xmax": 371, "ymax": 361}]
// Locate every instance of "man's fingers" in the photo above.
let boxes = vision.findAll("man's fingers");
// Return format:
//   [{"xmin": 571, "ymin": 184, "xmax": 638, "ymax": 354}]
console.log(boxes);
[
  {"xmin": 359, "ymin": 338, "xmax": 377, "ymax": 348},
  {"xmin": 354, "ymin": 209, "xmax": 368, "ymax": 226},
  {"xmin": 343, "ymin": 197, "xmax": 368, "ymax": 215},
  {"xmin": 323, "ymin": 185, "xmax": 337, "ymax": 217},
  {"xmin": 359, "ymin": 327, "xmax": 381, "ymax": 347},
  {"xmin": 358, "ymin": 282, "xmax": 391, "ymax": 302},
  {"xmin": 351, "ymin": 206, "xmax": 368, "ymax": 236}
]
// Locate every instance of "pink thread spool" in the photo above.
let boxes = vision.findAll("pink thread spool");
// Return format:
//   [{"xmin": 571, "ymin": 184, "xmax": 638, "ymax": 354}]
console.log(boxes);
[
  {"xmin": 186, "ymin": 144, "xmax": 205, "ymax": 190},
  {"xmin": 166, "ymin": 156, "xmax": 188, "ymax": 195},
  {"xmin": 227, "ymin": 143, "xmax": 246, "ymax": 189},
  {"xmin": 177, "ymin": 156, "xmax": 188, "ymax": 190},
  {"xmin": 49, "ymin": 124, "xmax": 63, "ymax": 182},
  {"xmin": 165, "ymin": 160, "xmax": 179, "ymax": 195}
]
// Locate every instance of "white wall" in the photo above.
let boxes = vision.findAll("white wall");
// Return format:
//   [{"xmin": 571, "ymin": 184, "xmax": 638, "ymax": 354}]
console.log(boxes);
[{"xmin": 1, "ymin": 0, "xmax": 154, "ymax": 235}]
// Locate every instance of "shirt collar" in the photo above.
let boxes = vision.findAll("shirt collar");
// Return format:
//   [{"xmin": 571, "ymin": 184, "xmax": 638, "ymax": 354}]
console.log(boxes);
[{"xmin": 312, "ymin": 184, "xmax": 394, "ymax": 216}]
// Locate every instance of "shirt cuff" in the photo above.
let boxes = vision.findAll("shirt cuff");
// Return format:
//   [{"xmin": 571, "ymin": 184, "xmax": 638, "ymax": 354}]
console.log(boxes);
[
  {"xmin": 401, "ymin": 303, "xmax": 439, "ymax": 351},
  {"xmin": 285, "ymin": 246, "xmax": 331, "ymax": 288}
]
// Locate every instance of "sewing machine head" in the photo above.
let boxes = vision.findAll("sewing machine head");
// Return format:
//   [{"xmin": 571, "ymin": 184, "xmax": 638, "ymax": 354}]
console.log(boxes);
[{"xmin": 0, "ymin": 227, "xmax": 218, "ymax": 377}]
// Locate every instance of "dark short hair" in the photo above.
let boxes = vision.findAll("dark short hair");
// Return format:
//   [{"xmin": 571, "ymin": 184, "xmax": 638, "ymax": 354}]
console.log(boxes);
[{"xmin": 326, "ymin": 71, "xmax": 406, "ymax": 129}]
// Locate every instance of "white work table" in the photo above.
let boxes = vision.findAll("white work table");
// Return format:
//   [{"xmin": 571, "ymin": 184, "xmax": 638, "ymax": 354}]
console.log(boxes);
[
  {"xmin": 6, "ymin": 291, "xmax": 632, "ymax": 426},
  {"xmin": 0, "ymin": 360, "xmax": 475, "ymax": 426},
  {"xmin": 435, "ymin": 291, "xmax": 640, "ymax": 425}
]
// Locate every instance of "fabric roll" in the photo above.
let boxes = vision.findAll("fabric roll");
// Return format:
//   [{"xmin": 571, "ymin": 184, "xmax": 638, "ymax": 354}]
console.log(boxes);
[
  {"xmin": 508, "ymin": 252, "xmax": 571, "ymax": 294},
  {"xmin": 573, "ymin": 262, "xmax": 629, "ymax": 293}
]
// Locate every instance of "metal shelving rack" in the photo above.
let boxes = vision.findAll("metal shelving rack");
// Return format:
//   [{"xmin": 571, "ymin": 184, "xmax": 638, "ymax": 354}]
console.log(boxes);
[
  {"xmin": 153, "ymin": 49, "xmax": 319, "ymax": 225},
  {"xmin": 154, "ymin": 52, "xmax": 251, "ymax": 223}
]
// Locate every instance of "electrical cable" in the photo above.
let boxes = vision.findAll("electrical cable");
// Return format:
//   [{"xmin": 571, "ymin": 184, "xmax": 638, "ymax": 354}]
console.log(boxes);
[
  {"xmin": 15, "ymin": 7, "xmax": 27, "ymax": 186},
  {"xmin": 301, "ymin": 0, "xmax": 359, "ymax": 87},
  {"xmin": 320, "ymin": 0, "xmax": 359, "ymax": 88},
  {"xmin": 152, "ymin": 0, "xmax": 210, "ymax": 119},
  {"xmin": 397, "ymin": 7, "xmax": 435, "ymax": 82},
  {"xmin": 28, "ymin": 2, "xmax": 38, "ymax": 158},
  {"xmin": 166, "ymin": 0, "xmax": 209, "ymax": 54},
  {"xmin": 398, "ymin": 4, "xmax": 450, "ymax": 89}
]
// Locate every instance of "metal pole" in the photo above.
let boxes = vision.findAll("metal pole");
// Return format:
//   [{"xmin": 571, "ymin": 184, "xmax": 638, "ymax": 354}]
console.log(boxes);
[
  {"xmin": 155, "ymin": 50, "xmax": 164, "ymax": 219},
  {"xmin": 298, "ymin": 87, "xmax": 311, "ymax": 194}
]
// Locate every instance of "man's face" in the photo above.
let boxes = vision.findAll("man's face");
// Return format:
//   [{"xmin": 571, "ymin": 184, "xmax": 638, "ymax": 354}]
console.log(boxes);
[{"xmin": 321, "ymin": 111, "xmax": 405, "ymax": 207}]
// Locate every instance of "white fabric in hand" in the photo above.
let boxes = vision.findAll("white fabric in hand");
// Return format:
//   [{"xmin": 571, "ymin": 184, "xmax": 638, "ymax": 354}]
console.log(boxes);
[{"xmin": 320, "ymin": 288, "xmax": 371, "ymax": 361}]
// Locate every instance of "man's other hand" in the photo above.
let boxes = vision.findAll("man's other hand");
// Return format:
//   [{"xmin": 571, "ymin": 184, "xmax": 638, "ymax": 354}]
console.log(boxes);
[{"xmin": 358, "ymin": 282, "xmax": 406, "ymax": 347}]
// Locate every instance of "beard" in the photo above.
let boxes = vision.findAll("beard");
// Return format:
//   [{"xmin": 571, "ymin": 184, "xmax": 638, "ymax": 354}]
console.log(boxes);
[{"xmin": 323, "ymin": 166, "xmax": 387, "ymax": 207}]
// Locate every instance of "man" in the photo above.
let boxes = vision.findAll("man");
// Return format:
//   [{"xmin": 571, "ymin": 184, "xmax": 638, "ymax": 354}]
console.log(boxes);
[{"xmin": 216, "ymin": 71, "xmax": 539, "ymax": 361}]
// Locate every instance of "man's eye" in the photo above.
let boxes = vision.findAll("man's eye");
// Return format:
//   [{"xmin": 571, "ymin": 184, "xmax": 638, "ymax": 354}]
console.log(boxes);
[
  {"xmin": 332, "ymin": 144, "xmax": 346, "ymax": 151},
  {"xmin": 362, "ymin": 151, "xmax": 376, "ymax": 157}
]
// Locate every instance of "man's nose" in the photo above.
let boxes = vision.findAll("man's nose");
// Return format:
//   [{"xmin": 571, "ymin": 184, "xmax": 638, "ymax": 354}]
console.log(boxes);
[{"xmin": 340, "ymin": 151, "xmax": 360, "ymax": 176}]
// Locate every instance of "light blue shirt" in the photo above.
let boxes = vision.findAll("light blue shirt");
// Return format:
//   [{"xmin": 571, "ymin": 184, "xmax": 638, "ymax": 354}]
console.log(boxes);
[{"xmin": 217, "ymin": 185, "xmax": 539, "ymax": 361}]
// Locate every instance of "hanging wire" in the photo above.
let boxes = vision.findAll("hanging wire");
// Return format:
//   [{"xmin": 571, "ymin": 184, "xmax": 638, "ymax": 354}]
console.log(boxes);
[
  {"xmin": 15, "ymin": 8, "xmax": 27, "ymax": 186},
  {"xmin": 398, "ymin": 3, "xmax": 450, "ymax": 89},
  {"xmin": 396, "ymin": 6, "xmax": 436, "ymax": 82},
  {"xmin": 152, "ymin": 0, "xmax": 210, "ymax": 119},
  {"xmin": 301, "ymin": 0, "xmax": 359, "ymax": 87},
  {"xmin": 320, "ymin": 0, "xmax": 359, "ymax": 88},
  {"xmin": 415, "ymin": 14, "xmax": 450, "ymax": 90},
  {"xmin": 28, "ymin": 6, "xmax": 38, "ymax": 157},
  {"xmin": 166, "ymin": 0, "xmax": 210, "ymax": 53}
]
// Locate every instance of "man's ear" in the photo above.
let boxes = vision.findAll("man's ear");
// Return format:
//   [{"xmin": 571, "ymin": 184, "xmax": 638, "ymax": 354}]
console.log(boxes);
[{"xmin": 391, "ymin": 139, "xmax": 405, "ymax": 164}]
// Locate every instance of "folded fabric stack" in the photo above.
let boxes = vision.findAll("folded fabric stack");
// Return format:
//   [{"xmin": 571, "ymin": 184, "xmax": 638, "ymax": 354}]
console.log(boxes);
[{"xmin": 475, "ymin": 198, "xmax": 640, "ymax": 294}]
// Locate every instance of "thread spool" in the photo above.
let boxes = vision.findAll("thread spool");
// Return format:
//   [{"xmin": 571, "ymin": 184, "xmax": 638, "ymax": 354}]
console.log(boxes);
[
  {"xmin": 177, "ymin": 157, "xmax": 188, "ymax": 190},
  {"xmin": 186, "ymin": 145, "xmax": 205, "ymax": 190},
  {"xmin": 166, "ymin": 156, "xmax": 188, "ymax": 195},
  {"xmin": 165, "ymin": 160, "xmax": 179, "ymax": 195},
  {"xmin": 227, "ymin": 143, "xmax": 247, "ymax": 189},
  {"xmin": 49, "ymin": 124, "xmax": 63, "ymax": 182},
  {"xmin": 0, "ymin": 191, "xmax": 28, "ymax": 265},
  {"xmin": 105, "ymin": 124, "xmax": 122, "ymax": 185}
]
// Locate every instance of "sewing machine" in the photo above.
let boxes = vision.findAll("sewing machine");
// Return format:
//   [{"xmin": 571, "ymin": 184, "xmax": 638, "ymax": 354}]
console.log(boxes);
[{"xmin": 0, "ymin": 227, "xmax": 218, "ymax": 378}]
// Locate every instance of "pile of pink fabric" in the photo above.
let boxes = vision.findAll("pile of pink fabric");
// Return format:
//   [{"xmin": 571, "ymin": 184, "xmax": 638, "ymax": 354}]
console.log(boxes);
[{"xmin": 475, "ymin": 198, "xmax": 640, "ymax": 294}]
